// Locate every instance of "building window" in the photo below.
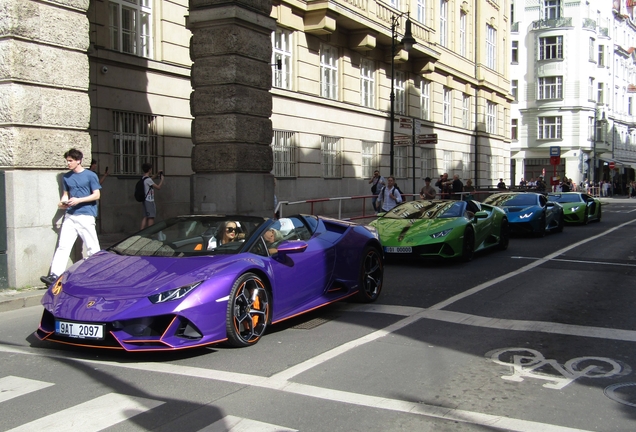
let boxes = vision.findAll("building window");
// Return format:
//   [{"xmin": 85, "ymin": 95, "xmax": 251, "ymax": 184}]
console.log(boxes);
[
  {"xmin": 440, "ymin": 0, "xmax": 448, "ymax": 47},
  {"xmin": 539, "ymin": 36, "xmax": 563, "ymax": 60},
  {"xmin": 443, "ymin": 87, "xmax": 452, "ymax": 125},
  {"xmin": 360, "ymin": 58, "xmax": 375, "ymax": 108},
  {"xmin": 389, "ymin": 0, "xmax": 399, "ymax": 7},
  {"xmin": 321, "ymin": 135, "xmax": 341, "ymax": 178},
  {"xmin": 272, "ymin": 28, "xmax": 292, "ymax": 90},
  {"xmin": 588, "ymin": 77, "xmax": 594, "ymax": 101},
  {"xmin": 538, "ymin": 116, "xmax": 562, "ymax": 139},
  {"xmin": 511, "ymin": 41, "xmax": 518, "ymax": 63},
  {"xmin": 486, "ymin": 101, "xmax": 496, "ymax": 134},
  {"xmin": 511, "ymin": 80, "xmax": 518, "ymax": 101},
  {"xmin": 443, "ymin": 150, "xmax": 452, "ymax": 174},
  {"xmin": 629, "ymin": 97, "xmax": 633, "ymax": 115},
  {"xmin": 109, "ymin": 0, "xmax": 152, "ymax": 58},
  {"xmin": 490, "ymin": 155, "xmax": 498, "ymax": 184},
  {"xmin": 598, "ymin": 44, "xmax": 605, "ymax": 67},
  {"xmin": 395, "ymin": 146, "xmax": 408, "ymax": 179},
  {"xmin": 538, "ymin": 76, "xmax": 563, "ymax": 99},
  {"xmin": 486, "ymin": 24, "xmax": 497, "ymax": 70},
  {"xmin": 462, "ymin": 94, "xmax": 470, "ymax": 129},
  {"xmin": 589, "ymin": 38, "xmax": 595, "ymax": 62},
  {"xmin": 459, "ymin": 11, "xmax": 467, "ymax": 57},
  {"xmin": 588, "ymin": 117, "xmax": 594, "ymax": 140},
  {"xmin": 597, "ymin": 82, "xmax": 604, "ymax": 104},
  {"xmin": 462, "ymin": 152, "xmax": 470, "ymax": 181},
  {"xmin": 320, "ymin": 44, "xmax": 338, "ymax": 100},
  {"xmin": 511, "ymin": 119, "xmax": 518, "ymax": 140},
  {"xmin": 543, "ymin": 0, "xmax": 561, "ymax": 20},
  {"xmin": 416, "ymin": 0, "xmax": 426, "ymax": 25},
  {"xmin": 272, "ymin": 130, "xmax": 296, "ymax": 177},
  {"xmin": 112, "ymin": 111, "xmax": 158, "ymax": 175},
  {"xmin": 420, "ymin": 79, "xmax": 430, "ymax": 120},
  {"xmin": 421, "ymin": 148, "xmax": 434, "ymax": 180},
  {"xmin": 362, "ymin": 141, "xmax": 377, "ymax": 179},
  {"xmin": 395, "ymin": 70, "xmax": 406, "ymax": 115}
]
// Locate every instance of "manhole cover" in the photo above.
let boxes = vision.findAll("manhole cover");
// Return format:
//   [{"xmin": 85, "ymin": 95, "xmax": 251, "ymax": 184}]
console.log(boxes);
[{"xmin": 291, "ymin": 315, "xmax": 337, "ymax": 330}]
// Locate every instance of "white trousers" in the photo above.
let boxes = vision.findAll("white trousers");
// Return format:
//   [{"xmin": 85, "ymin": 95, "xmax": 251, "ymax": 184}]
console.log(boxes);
[{"xmin": 50, "ymin": 214, "xmax": 101, "ymax": 276}]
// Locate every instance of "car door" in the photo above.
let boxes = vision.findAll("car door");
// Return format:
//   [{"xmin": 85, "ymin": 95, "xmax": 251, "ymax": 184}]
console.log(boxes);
[{"xmin": 265, "ymin": 217, "xmax": 335, "ymax": 319}]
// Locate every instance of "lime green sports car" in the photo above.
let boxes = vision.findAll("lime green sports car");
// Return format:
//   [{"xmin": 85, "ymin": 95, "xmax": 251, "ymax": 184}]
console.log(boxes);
[
  {"xmin": 547, "ymin": 192, "xmax": 601, "ymax": 224},
  {"xmin": 370, "ymin": 199, "xmax": 509, "ymax": 262}
]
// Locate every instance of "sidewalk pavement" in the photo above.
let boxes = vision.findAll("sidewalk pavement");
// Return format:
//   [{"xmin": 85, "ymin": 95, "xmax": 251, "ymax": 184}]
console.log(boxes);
[{"xmin": 1, "ymin": 196, "xmax": 633, "ymax": 313}]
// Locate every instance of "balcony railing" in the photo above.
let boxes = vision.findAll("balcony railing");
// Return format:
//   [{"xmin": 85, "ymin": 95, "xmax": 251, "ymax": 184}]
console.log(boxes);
[
  {"xmin": 582, "ymin": 18, "xmax": 596, "ymax": 30},
  {"xmin": 342, "ymin": 0, "xmax": 368, "ymax": 11},
  {"xmin": 532, "ymin": 17, "xmax": 572, "ymax": 30}
]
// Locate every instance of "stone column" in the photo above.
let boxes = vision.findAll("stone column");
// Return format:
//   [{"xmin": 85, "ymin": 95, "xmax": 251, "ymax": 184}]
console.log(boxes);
[
  {"xmin": 0, "ymin": 0, "xmax": 91, "ymax": 287},
  {"xmin": 187, "ymin": 0, "xmax": 276, "ymax": 216}
]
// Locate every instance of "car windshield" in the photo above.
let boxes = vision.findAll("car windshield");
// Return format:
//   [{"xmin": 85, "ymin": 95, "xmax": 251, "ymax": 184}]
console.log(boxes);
[
  {"xmin": 108, "ymin": 215, "xmax": 267, "ymax": 257},
  {"xmin": 380, "ymin": 200, "xmax": 467, "ymax": 220},
  {"xmin": 484, "ymin": 194, "xmax": 536, "ymax": 207},
  {"xmin": 548, "ymin": 194, "xmax": 582, "ymax": 203}
]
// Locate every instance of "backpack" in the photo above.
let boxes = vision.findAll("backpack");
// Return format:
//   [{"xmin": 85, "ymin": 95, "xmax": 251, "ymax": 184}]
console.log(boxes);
[{"xmin": 134, "ymin": 176, "xmax": 150, "ymax": 202}]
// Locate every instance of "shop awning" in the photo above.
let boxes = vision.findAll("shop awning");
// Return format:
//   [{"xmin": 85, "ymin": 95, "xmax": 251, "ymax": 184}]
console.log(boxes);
[{"xmin": 598, "ymin": 157, "xmax": 636, "ymax": 169}]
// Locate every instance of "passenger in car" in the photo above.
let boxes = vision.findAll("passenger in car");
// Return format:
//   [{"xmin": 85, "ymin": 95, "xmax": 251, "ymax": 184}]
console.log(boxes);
[
  {"xmin": 207, "ymin": 221, "xmax": 238, "ymax": 249},
  {"xmin": 262, "ymin": 228, "xmax": 283, "ymax": 255}
]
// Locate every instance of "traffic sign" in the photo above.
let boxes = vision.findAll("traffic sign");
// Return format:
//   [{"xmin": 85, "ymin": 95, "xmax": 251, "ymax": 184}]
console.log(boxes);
[
  {"xmin": 550, "ymin": 156, "xmax": 561, "ymax": 166},
  {"xmin": 417, "ymin": 133, "xmax": 438, "ymax": 145},
  {"xmin": 609, "ymin": 161, "xmax": 615, "ymax": 169},
  {"xmin": 550, "ymin": 146, "xmax": 561, "ymax": 156}
]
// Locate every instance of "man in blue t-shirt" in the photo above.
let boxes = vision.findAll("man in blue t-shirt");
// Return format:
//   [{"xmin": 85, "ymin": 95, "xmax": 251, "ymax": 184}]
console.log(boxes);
[{"xmin": 40, "ymin": 149, "xmax": 102, "ymax": 286}]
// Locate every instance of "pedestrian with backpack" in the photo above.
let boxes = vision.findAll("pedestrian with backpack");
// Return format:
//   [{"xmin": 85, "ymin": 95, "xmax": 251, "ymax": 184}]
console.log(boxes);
[
  {"xmin": 377, "ymin": 176, "xmax": 402, "ymax": 213},
  {"xmin": 138, "ymin": 163, "xmax": 164, "ymax": 229}
]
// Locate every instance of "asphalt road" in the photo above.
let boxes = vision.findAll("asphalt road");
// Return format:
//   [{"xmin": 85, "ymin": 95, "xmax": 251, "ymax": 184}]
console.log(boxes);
[{"xmin": 1, "ymin": 199, "xmax": 636, "ymax": 431}]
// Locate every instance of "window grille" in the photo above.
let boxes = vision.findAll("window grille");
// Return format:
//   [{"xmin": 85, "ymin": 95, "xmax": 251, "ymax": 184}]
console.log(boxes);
[
  {"xmin": 112, "ymin": 111, "xmax": 158, "ymax": 175},
  {"xmin": 321, "ymin": 135, "xmax": 341, "ymax": 178},
  {"xmin": 272, "ymin": 130, "xmax": 296, "ymax": 177}
]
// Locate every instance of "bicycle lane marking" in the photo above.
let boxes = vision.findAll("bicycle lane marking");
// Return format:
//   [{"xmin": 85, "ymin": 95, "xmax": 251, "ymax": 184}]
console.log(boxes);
[{"xmin": 427, "ymin": 218, "xmax": 636, "ymax": 312}]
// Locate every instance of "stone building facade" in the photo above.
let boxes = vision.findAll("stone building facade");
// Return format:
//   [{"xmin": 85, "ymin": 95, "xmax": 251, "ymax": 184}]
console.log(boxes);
[{"xmin": 1, "ymin": 0, "xmax": 511, "ymax": 288}]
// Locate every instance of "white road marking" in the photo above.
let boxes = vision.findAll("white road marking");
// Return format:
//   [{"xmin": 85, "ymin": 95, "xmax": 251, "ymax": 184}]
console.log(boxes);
[
  {"xmin": 427, "ymin": 218, "xmax": 636, "ymax": 311},
  {"xmin": 511, "ymin": 256, "xmax": 636, "ymax": 267},
  {"xmin": 6, "ymin": 393, "xmax": 164, "ymax": 432},
  {"xmin": 0, "ymin": 376, "xmax": 54, "ymax": 403},
  {"xmin": 0, "ymin": 345, "xmax": 596, "ymax": 432},
  {"xmin": 199, "ymin": 415, "xmax": 297, "ymax": 432}
]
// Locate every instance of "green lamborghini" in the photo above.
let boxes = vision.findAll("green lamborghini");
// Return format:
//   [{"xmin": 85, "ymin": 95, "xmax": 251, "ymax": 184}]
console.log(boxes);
[
  {"xmin": 370, "ymin": 199, "xmax": 509, "ymax": 262},
  {"xmin": 547, "ymin": 192, "xmax": 601, "ymax": 224}
]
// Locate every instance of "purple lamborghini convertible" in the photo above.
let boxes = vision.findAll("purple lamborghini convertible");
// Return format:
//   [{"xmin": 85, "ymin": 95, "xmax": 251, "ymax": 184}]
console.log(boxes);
[{"xmin": 36, "ymin": 214, "xmax": 383, "ymax": 351}]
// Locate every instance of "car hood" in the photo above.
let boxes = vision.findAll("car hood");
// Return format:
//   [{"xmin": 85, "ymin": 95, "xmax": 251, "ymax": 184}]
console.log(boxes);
[
  {"xmin": 502, "ymin": 205, "xmax": 539, "ymax": 214},
  {"xmin": 373, "ymin": 217, "xmax": 459, "ymax": 244},
  {"xmin": 60, "ymin": 251, "xmax": 235, "ymax": 300}
]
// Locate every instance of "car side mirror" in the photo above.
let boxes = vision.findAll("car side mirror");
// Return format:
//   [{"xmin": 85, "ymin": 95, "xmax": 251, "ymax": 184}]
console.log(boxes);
[
  {"xmin": 474, "ymin": 211, "xmax": 489, "ymax": 220},
  {"xmin": 546, "ymin": 202, "xmax": 555, "ymax": 207}
]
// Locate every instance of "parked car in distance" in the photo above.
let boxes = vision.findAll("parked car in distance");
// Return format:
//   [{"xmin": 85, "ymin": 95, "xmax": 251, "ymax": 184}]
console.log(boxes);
[
  {"xmin": 369, "ymin": 199, "xmax": 509, "ymax": 262},
  {"xmin": 547, "ymin": 192, "xmax": 601, "ymax": 224},
  {"xmin": 482, "ymin": 192, "xmax": 564, "ymax": 237}
]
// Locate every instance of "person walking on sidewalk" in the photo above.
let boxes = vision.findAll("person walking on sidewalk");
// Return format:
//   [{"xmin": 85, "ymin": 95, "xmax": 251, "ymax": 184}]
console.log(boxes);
[
  {"xmin": 140, "ymin": 162, "xmax": 165, "ymax": 229},
  {"xmin": 40, "ymin": 149, "xmax": 102, "ymax": 286}
]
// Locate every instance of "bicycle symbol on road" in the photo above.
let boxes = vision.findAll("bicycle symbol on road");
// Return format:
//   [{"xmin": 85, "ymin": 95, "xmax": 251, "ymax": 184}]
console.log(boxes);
[{"xmin": 487, "ymin": 348, "xmax": 629, "ymax": 390}]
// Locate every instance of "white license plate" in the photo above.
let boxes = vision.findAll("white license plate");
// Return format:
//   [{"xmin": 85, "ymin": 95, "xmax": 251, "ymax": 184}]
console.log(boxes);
[
  {"xmin": 55, "ymin": 320, "xmax": 104, "ymax": 340},
  {"xmin": 384, "ymin": 246, "xmax": 412, "ymax": 253}
]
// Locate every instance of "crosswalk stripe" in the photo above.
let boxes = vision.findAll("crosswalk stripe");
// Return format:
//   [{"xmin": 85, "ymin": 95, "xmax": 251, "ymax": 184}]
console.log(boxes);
[
  {"xmin": 6, "ymin": 393, "xmax": 164, "ymax": 432},
  {"xmin": 199, "ymin": 415, "xmax": 297, "ymax": 432},
  {"xmin": 0, "ymin": 376, "xmax": 54, "ymax": 403}
]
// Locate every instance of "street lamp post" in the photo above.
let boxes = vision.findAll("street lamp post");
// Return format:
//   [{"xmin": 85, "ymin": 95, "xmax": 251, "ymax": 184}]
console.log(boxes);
[{"xmin": 389, "ymin": 13, "xmax": 415, "ymax": 176}]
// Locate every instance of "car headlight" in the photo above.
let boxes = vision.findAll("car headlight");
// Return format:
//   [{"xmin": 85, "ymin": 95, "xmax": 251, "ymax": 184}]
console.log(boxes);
[
  {"xmin": 149, "ymin": 281, "xmax": 203, "ymax": 304},
  {"xmin": 431, "ymin": 229, "xmax": 453, "ymax": 239},
  {"xmin": 362, "ymin": 225, "xmax": 380, "ymax": 240},
  {"xmin": 519, "ymin": 213, "xmax": 533, "ymax": 219},
  {"xmin": 570, "ymin": 206, "xmax": 580, "ymax": 212}
]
